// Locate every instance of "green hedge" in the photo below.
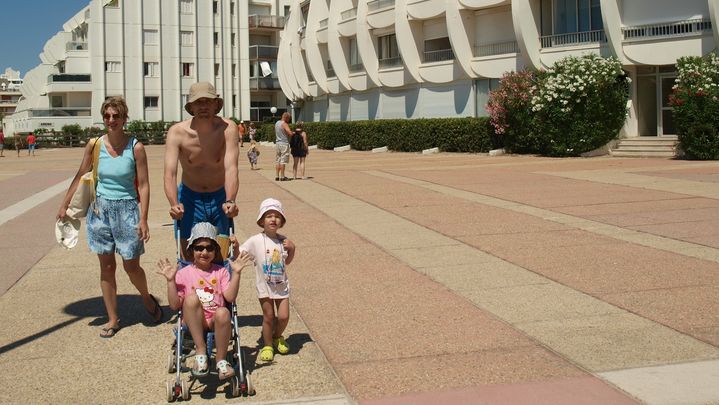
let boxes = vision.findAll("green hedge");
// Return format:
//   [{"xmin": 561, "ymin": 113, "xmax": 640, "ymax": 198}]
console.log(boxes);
[{"xmin": 256, "ymin": 117, "xmax": 498, "ymax": 153}]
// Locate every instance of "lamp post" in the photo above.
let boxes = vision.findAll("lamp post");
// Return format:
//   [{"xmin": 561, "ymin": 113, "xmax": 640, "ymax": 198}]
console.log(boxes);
[{"xmin": 270, "ymin": 106, "xmax": 277, "ymax": 122}]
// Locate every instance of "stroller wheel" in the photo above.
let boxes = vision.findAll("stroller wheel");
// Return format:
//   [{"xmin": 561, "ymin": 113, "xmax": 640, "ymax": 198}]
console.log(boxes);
[
  {"xmin": 246, "ymin": 372, "xmax": 256, "ymax": 396},
  {"xmin": 167, "ymin": 352, "xmax": 177, "ymax": 373},
  {"xmin": 165, "ymin": 380, "xmax": 175, "ymax": 403},
  {"xmin": 181, "ymin": 379, "xmax": 190, "ymax": 401},
  {"xmin": 231, "ymin": 375, "xmax": 240, "ymax": 397}
]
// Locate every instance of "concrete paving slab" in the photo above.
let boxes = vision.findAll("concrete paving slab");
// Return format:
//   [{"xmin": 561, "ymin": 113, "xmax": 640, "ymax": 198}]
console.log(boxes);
[
  {"xmin": 518, "ymin": 313, "xmax": 719, "ymax": 372},
  {"xmin": 599, "ymin": 359, "xmax": 719, "ymax": 405}
]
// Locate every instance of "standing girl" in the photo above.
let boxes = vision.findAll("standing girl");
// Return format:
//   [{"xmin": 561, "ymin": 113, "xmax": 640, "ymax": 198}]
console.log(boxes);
[
  {"xmin": 56, "ymin": 96, "xmax": 161, "ymax": 338},
  {"xmin": 236, "ymin": 198, "xmax": 295, "ymax": 361}
]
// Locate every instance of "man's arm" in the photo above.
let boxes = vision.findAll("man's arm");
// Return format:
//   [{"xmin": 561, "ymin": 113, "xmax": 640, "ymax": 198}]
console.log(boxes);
[
  {"xmin": 281, "ymin": 121, "xmax": 293, "ymax": 137},
  {"xmin": 164, "ymin": 125, "xmax": 184, "ymax": 219},
  {"xmin": 222, "ymin": 119, "xmax": 240, "ymax": 217}
]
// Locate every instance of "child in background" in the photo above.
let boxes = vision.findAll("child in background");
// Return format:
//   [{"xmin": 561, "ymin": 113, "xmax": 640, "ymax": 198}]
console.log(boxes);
[
  {"xmin": 156, "ymin": 222, "xmax": 252, "ymax": 379},
  {"xmin": 247, "ymin": 141, "xmax": 260, "ymax": 170},
  {"xmin": 235, "ymin": 198, "xmax": 295, "ymax": 362}
]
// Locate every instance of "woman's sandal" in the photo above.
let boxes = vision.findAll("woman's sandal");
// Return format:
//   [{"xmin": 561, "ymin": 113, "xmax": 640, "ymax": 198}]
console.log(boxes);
[
  {"xmin": 216, "ymin": 360, "xmax": 235, "ymax": 380},
  {"xmin": 192, "ymin": 354, "xmax": 209, "ymax": 376},
  {"xmin": 259, "ymin": 345, "xmax": 274, "ymax": 362}
]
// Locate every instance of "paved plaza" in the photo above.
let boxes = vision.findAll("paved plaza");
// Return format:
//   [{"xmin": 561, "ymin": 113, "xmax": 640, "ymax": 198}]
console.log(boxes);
[{"xmin": 1, "ymin": 144, "xmax": 718, "ymax": 404}]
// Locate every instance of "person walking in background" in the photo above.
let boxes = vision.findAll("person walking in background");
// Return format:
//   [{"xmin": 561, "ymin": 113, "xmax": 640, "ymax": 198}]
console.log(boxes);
[
  {"xmin": 290, "ymin": 121, "xmax": 308, "ymax": 180},
  {"xmin": 14, "ymin": 133, "xmax": 22, "ymax": 157},
  {"xmin": 164, "ymin": 82, "xmax": 240, "ymax": 259},
  {"xmin": 247, "ymin": 141, "xmax": 260, "ymax": 170},
  {"xmin": 26, "ymin": 132, "xmax": 36, "ymax": 156},
  {"xmin": 0, "ymin": 129, "xmax": 5, "ymax": 157},
  {"xmin": 274, "ymin": 112, "xmax": 293, "ymax": 181},
  {"xmin": 56, "ymin": 96, "xmax": 160, "ymax": 338},
  {"xmin": 238, "ymin": 120, "xmax": 246, "ymax": 148},
  {"xmin": 248, "ymin": 122, "xmax": 257, "ymax": 143}
]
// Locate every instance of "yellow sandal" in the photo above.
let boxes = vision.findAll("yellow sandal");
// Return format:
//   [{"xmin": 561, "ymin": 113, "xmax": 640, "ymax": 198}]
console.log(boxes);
[
  {"xmin": 259, "ymin": 345, "xmax": 274, "ymax": 362},
  {"xmin": 273, "ymin": 336, "xmax": 290, "ymax": 355}
]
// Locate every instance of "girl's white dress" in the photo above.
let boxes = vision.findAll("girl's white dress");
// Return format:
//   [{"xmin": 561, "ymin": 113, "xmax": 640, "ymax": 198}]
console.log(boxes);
[{"xmin": 239, "ymin": 233, "xmax": 289, "ymax": 299}]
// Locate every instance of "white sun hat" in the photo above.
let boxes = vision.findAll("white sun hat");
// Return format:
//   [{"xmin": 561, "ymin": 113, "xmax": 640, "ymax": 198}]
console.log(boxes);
[
  {"xmin": 55, "ymin": 217, "xmax": 81, "ymax": 249},
  {"xmin": 256, "ymin": 198, "xmax": 286, "ymax": 227},
  {"xmin": 187, "ymin": 222, "xmax": 219, "ymax": 248}
]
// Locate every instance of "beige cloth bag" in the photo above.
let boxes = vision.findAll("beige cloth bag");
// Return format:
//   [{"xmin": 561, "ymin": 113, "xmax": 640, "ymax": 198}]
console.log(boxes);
[{"xmin": 66, "ymin": 137, "xmax": 101, "ymax": 219}]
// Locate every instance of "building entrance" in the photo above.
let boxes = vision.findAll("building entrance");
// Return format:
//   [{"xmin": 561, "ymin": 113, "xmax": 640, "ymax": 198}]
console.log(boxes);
[{"xmin": 636, "ymin": 65, "xmax": 677, "ymax": 136}]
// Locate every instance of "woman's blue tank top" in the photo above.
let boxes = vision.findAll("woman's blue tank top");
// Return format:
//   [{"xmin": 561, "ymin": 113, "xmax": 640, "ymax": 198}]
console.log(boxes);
[{"xmin": 96, "ymin": 136, "xmax": 137, "ymax": 200}]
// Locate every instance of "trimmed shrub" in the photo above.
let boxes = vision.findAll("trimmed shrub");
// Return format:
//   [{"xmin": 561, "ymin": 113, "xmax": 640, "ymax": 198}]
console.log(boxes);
[{"xmin": 672, "ymin": 54, "xmax": 719, "ymax": 160}]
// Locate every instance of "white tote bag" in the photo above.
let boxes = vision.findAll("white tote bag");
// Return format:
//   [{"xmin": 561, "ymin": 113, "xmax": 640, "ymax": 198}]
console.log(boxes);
[{"xmin": 66, "ymin": 137, "xmax": 101, "ymax": 219}]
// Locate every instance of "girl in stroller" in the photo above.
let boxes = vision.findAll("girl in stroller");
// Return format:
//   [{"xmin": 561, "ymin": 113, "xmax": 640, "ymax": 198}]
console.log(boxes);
[{"xmin": 156, "ymin": 222, "xmax": 252, "ymax": 379}]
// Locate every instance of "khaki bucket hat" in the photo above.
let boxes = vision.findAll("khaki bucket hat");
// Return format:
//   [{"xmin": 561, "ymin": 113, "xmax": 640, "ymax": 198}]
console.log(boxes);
[{"xmin": 184, "ymin": 82, "xmax": 223, "ymax": 115}]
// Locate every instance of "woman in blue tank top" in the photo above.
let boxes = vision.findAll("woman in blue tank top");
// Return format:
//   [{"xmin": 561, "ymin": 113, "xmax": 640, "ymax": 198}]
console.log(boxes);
[{"xmin": 57, "ymin": 96, "xmax": 161, "ymax": 338}]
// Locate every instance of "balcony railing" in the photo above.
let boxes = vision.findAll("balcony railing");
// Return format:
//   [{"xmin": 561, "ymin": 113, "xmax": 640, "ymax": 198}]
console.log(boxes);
[
  {"xmin": 379, "ymin": 56, "xmax": 403, "ymax": 68},
  {"xmin": 474, "ymin": 40, "xmax": 519, "ymax": 57},
  {"xmin": 622, "ymin": 18, "xmax": 712, "ymax": 42},
  {"xmin": 349, "ymin": 62, "xmax": 365, "ymax": 72},
  {"xmin": 66, "ymin": 41, "xmax": 88, "ymax": 51},
  {"xmin": 341, "ymin": 8, "xmax": 357, "ymax": 20},
  {"xmin": 47, "ymin": 74, "xmax": 91, "ymax": 83},
  {"xmin": 249, "ymin": 45, "xmax": 279, "ymax": 60},
  {"xmin": 423, "ymin": 49, "xmax": 455, "ymax": 63},
  {"xmin": 368, "ymin": 0, "xmax": 395, "ymax": 12},
  {"xmin": 249, "ymin": 77, "xmax": 281, "ymax": 90},
  {"xmin": 29, "ymin": 107, "xmax": 91, "ymax": 117},
  {"xmin": 248, "ymin": 14, "xmax": 286, "ymax": 29},
  {"xmin": 319, "ymin": 18, "xmax": 328, "ymax": 29},
  {"xmin": 540, "ymin": 30, "xmax": 606, "ymax": 48}
]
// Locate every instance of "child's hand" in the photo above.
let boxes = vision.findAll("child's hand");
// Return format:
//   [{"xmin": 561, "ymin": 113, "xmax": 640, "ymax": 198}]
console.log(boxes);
[
  {"xmin": 282, "ymin": 238, "xmax": 295, "ymax": 254},
  {"xmin": 155, "ymin": 258, "xmax": 177, "ymax": 281},
  {"xmin": 229, "ymin": 235, "xmax": 240, "ymax": 254},
  {"xmin": 230, "ymin": 251, "xmax": 253, "ymax": 274}
]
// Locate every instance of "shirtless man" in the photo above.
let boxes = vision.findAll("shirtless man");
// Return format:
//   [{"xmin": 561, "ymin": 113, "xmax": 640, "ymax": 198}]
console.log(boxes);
[{"xmin": 164, "ymin": 82, "xmax": 240, "ymax": 258}]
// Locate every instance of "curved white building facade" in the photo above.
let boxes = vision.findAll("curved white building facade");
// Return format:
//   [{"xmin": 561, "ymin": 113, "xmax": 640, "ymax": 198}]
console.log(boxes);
[
  {"xmin": 5, "ymin": 0, "xmax": 291, "ymax": 135},
  {"xmin": 278, "ymin": 0, "xmax": 718, "ymax": 137}
]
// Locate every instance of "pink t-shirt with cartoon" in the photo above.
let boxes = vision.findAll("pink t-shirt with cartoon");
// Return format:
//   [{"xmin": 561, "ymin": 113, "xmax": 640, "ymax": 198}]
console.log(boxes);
[{"xmin": 175, "ymin": 263, "xmax": 230, "ymax": 321}]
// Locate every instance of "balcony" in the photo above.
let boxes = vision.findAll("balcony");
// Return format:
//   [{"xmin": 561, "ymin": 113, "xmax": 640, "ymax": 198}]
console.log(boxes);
[
  {"xmin": 474, "ymin": 40, "xmax": 518, "ymax": 57},
  {"xmin": 368, "ymin": 0, "xmax": 395, "ymax": 12},
  {"xmin": 29, "ymin": 107, "xmax": 91, "ymax": 117},
  {"xmin": 319, "ymin": 18, "xmax": 328, "ymax": 29},
  {"xmin": 249, "ymin": 45, "xmax": 279, "ymax": 60},
  {"xmin": 379, "ymin": 56, "xmax": 403, "ymax": 68},
  {"xmin": 48, "ymin": 74, "xmax": 91, "ymax": 83},
  {"xmin": 622, "ymin": 19, "xmax": 712, "ymax": 42},
  {"xmin": 248, "ymin": 14, "xmax": 285, "ymax": 30},
  {"xmin": 249, "ymin": 77, "xmax": 281, "ymax": 90},
  {"xmin": 540, "ymin": 30, "xmax": 606, "ymax": 48},
  {"xmin": 341, "ymin": 8, "xmax": 357, "ymax": 21},
  {"xmin": 66, "ymin": 41, "xmax": 88, "ymax": 51},
  {"xmin": 423, "ymin": 49, "xmax": 454, "ymax": 63},
  {"xmin": 349, "ymin": 62, "xmax": 365, "ymax": 72}
]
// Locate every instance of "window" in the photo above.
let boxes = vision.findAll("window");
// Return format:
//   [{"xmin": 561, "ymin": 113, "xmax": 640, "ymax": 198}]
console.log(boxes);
[
  {"xmin": 232, "ymin": 95, "xmax": 236, "ymax": 108},
  {"xmin": 181, "ymin": 31, "xmax": 194, "ymax": 46},
  {"xmin": 232, "ymin": 63, "xmax": 237, "ymax": 77},
  {"xmin": 182, "ymin": 62, "xmax": 194, "ymax": 77},
  {"xmin": 476, "ymin": 78, "xmax": 500, "ymax": 117},
  {"xmin": 214, "ymin": 63, "xmax": 221, "ymax": 77},
  {"xmin": 143, "ymin": 62, "xmax": 159, "ymax": 77},
  {"xmin": 231, "ymin": 33, "xmax": 236, "ymax": 47},
  {"xmin": 378, "ymin": 34, "xmax": 400, "ymax": 67},
  {"xmin": 143, "ymin": 29, "xmax": 158, "ymax": 45},
  {"xmin": 214, "ymin": 32, "xmax": 219, "ymax": 46},
  {"xmin": 144, "ymin": 96, "xmax": 159, "ymax": 108},
  {"xmin": 348, "ymin": 38, "xmax": 362, "ymax": 69},
  {"xmin": 105, "ymin": 61, "xmax": 121, "ymax": 72},
  {"xmin": 541, "ymin": 0, "xmax": 603, "ymax": 35},
  {"xmin": 213, "ymin": 0, "xmax": 218, "ymax": 14},
  {"xmin": 230, "ymin": 2, "xmax": 235, "ymax": 14},
  {"xmin": 180, "ymin": 0, "xmax": 193, "ymax": 14}
]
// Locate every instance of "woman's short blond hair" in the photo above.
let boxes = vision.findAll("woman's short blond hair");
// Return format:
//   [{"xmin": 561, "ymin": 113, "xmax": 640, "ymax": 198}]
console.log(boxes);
[
  {"xmin": 295, "ymin": 121, "xmax": 304, "ymax": 129},
  {"xmin": 100, "ymin": 96, "xmax": 129, "ymax": 119}
]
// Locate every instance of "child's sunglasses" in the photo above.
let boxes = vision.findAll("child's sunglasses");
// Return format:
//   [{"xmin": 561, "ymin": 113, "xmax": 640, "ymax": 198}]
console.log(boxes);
[{"xmin": 191, "ymin": 244, "xmax": 214, "ymax": 253}]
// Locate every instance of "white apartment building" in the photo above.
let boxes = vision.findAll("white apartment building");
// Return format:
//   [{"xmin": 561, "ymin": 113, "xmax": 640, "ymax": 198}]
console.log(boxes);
[
  {"xmin": 0, "ymin": 69, "xmax": 23, "ymax": 123},
  {"xmin": 5, "ymin": 0, "xmax": 290, "ymax": 135},
  {"xmin": 278, "ymin": 0, "xmax": 717, "ymax": 138}
]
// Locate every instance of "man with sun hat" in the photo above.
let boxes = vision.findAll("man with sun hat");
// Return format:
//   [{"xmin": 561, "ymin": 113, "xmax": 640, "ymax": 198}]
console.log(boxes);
[{"xmin": 164, "ymin": 82, "xmax": 241, "ymax": 259}]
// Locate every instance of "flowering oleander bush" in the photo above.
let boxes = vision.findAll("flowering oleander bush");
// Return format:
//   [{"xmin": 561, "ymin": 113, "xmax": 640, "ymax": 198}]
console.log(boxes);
[
  {"xmin": 531, "ymin": 54, "xmax": 629, "ymax": 157},
  {"xmin": 672, "ymin": 54, "xmax": 719, "ymax": 159},
  {"xmin": 487, "ymin": 70, "xmax": 539, "ymax": 153}
]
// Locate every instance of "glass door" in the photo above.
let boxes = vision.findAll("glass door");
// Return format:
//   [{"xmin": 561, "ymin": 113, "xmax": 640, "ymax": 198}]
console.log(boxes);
[{"xmin": 660, "ymin": 75, "xmax": 677, "ymax": 135}]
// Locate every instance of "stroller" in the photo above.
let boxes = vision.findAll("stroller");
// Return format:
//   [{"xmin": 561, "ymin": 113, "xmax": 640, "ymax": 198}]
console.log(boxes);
[{"xmin": 165, "ymin": 226, "xmax": 255, "ymax": 401}]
